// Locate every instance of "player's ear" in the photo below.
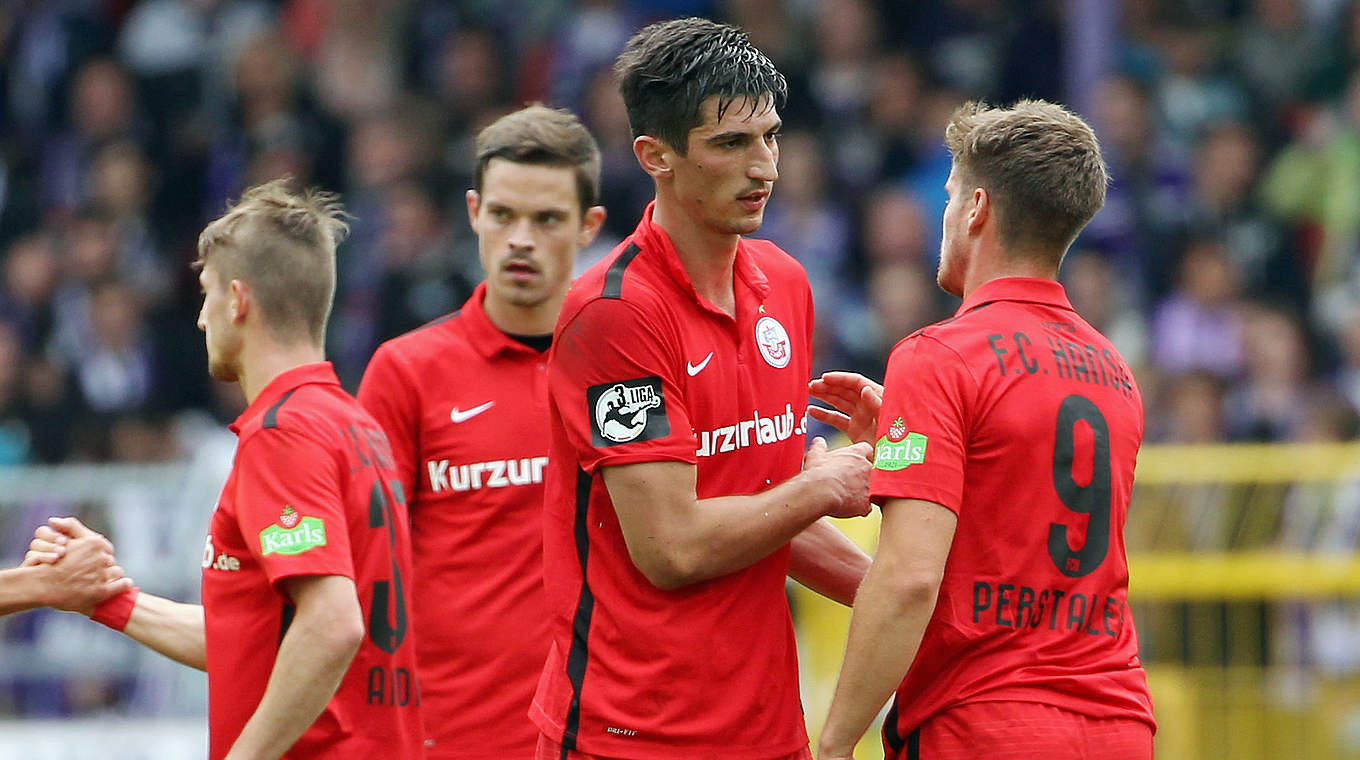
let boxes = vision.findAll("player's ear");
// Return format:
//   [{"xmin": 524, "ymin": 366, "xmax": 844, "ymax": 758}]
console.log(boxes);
[
  {"xmin": 967, "ymin": 187, "xmax": 990, "ymax": 234},
  {"xmin": 577, "ymin": 205, "xmax": 607, "ymax": 248},
  {"xmin": 465, "ymin": 189, "xmax": 481, "ymax": 230},
  {"xmin": 228, "ymin": 279, "xmax": 249, "ymax": 324},
  {"xmin": 633, "ymin": 136, "xmax": 673, "ymax": 181}
]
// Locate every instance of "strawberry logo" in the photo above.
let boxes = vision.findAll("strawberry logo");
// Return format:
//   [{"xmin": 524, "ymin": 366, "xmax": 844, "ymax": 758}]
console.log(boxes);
[
  {"xmin": 888, "ymin": 417, "xmax": 907, "ymax": 442},
  {"xmin": 279, "ymin": 506, "xmax": 300, "ymax": 529}
]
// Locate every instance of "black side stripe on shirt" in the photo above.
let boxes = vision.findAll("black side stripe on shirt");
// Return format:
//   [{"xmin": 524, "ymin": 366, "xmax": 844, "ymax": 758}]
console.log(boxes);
[
  {"xmin": 883, "ymin": 695, "xmax": 906, "ymax": 755},
  {"xmin": 904, "ymin": 300, "xmax": 995, "ymax": 341},
  {"xmin": 409, "ymin": 308, "xmax": 461, "ymax": 334},
  {"xmin": 262, "ymin": 388, "xmax": 300, "ymax": 429},
  {"xmin": 278, "ymin": 603, "xmax": 295, "ymax": 646},
  {"xmin": 601, "ymin": 244, "xmax": 642, "ymax": 299},
  {"xmin": 560, "ymin": 467, "xmax": 596, "ymax": 756},
  {"xmin": 906, "ymin": 727, "xmax": 921, "ymax": 760}
]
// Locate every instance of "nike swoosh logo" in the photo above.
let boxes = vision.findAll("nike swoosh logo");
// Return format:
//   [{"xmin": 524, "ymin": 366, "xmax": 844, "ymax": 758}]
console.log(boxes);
[
  {"xmin": 686, "ymin": 352, "xmax": 714, "ymax": 376},
  {"xmin": 450, "ymin": 401, "xmax": 495, "ymax": 423}
]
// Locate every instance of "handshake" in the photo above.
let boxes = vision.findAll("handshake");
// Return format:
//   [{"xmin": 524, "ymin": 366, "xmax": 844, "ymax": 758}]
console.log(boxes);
[{"xmin": 2, "ymin": 517, "xmax": 132, "ymax": 617}]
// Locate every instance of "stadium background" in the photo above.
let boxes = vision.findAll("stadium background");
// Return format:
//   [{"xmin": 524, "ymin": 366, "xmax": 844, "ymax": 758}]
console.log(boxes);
[{"xmin": 1, "ymin": 0, "xmax": 1360, "ymax": 757}]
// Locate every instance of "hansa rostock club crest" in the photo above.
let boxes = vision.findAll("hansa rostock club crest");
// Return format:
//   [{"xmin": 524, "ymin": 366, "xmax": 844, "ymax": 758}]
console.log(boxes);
[{"xmin": 755, "ymin": 316, "xmax": 791, "ymax": 368}]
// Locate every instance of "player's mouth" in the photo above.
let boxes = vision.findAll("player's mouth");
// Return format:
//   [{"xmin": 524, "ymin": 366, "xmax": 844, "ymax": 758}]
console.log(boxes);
[
  {"xmin": 504, "ymin": 259, "xmax": 539, "ymax": 283},
  {"xmin": 737, "ymin": 190, "xmax": 769, "ymax": 212}
]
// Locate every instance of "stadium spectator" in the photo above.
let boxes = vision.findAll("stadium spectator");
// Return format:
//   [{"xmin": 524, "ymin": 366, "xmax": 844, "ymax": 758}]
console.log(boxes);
[
  {"xmin": 357, "ymin": 105, "xmax": 605, "ymax": 760},
  {"xmin": 532, "ymin": 18, "xmax": 871, "ymax": 759}
]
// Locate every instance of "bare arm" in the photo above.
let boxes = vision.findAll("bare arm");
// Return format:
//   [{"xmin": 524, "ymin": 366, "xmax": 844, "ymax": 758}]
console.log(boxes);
[
  {"xmin": 0, "ymin": 565, "xmax": 53, "ymax": 616},
  {"xmin": 602, "ymin": 437, "xmax": 873, "ymax": 590},
  {"xmin": 31, "ymin": 517, "xmax": 206, "ymax": 669},
  {"xmin": 225, "ymin": 574, "xmax": 363, "ymax": 760},
  {"xmin": 788, "ymin": 518, "xmax": 871, "ymax": 606},
  {"xmin": 818, "ymin": 498, "xmax": 957, "ymax": 760}
]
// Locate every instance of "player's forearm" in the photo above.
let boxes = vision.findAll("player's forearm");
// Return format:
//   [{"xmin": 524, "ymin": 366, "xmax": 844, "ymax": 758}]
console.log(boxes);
[
  {"xmin": 121, "ymin": 593, "xmax": 208, "ymax": 670},
  {"xmin": 787, "ymin": 518, "xmax": 871, "ymax": 606},
  {"xmin": 226, "ymin": 586, "xmax": 363, "ymax": 760},
  {"xmin": 650, "ymin": 470, "xmax": 839, "ymax": 588},
  {"xmin": 0, "ymin": 566, "xmax": 44, "ymax": 616},
  {"xmin": 819, "ymin": 556, "xmax": 939, "ymax": 754}
]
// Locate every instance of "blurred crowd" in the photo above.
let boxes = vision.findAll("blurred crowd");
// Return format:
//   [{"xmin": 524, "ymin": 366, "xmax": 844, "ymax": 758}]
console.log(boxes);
[{"xmin": 2, "ymin": 0, "xmax": 1360, "ymax": 469}]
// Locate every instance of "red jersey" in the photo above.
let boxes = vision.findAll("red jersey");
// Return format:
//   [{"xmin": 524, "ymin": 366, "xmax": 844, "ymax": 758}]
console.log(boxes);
[
  {"xmin": 868, "ymin": 278, "xmax": 1155, "ymax": 753},
  {"xmin": 531, "ymin": 204, "xmax": 815, "ymax": 758},
  {"xmin": 358, "ymin": 283, "xmax": 550, "ymax": 759},
  {"xmin": 202, "ymin": 363, "xmax": 423, "ymax": 760}
]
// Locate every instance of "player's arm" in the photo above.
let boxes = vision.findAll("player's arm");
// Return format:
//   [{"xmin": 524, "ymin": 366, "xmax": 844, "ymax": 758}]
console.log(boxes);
[
  {"xmin": 603, "ymin": 436, "xmax": 872, "ymax": 590},
  {"xmin": 787, "ymin": 518, "xmax": 871, "ymax": 606},
  {"xmin": 29, "ymin": 517, "xmax": 207, "ymax": 668},
  {"xmin": 225, "ymin": 574, "xmax": 363, "ymax": 760},
  {"xmin": 817, "ymin": 497, "xmax": 957, "ymax": 759}
]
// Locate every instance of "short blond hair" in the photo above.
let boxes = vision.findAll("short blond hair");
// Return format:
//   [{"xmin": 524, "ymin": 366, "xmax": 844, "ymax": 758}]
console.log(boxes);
[
  {"xmin": 196, "ymin": 180, "xmax": 349, "ymax": 345},
  {"xmin": 945, "ymin": 100, "xmax": 1108, "ymax": 257}
]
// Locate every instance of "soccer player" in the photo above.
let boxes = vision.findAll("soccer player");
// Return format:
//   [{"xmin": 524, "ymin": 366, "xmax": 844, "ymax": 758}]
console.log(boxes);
[
  {"xmin": 531, "ymin": 18, "xmax": 874, "ymax": 760},
  {"xmin": 33, "ymin": 181, "xmax": 423, "ymax": 760},
  {"xmin": 816, "ymin": 100, "xmax": 1155, "ymax": 759},
  {"xmin": 0, "ymin": 521, "xmax": 129, "ymax": 616},
  {"xmin": 357, "ymin": 105, "xmax": 606, "ymax": 759}
]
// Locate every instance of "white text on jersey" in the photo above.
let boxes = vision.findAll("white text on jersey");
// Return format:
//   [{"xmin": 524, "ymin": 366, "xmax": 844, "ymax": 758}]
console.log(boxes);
[
  {"xmin": 695, "ymin": 404, "xmax": 804, "ymax": 457},
  {"xmin": 427, "ymin": 456, "xmax": 549, "ymax": 493}
]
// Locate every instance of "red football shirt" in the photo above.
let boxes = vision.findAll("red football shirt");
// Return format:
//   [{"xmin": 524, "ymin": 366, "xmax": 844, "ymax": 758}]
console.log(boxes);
[
  {"xmin": 359, "ymin": 283, "xmax": 550, "ymax": 759},
  {"xmin": 202, "ymin": 362, "xmax": 423, "ymax": 760},
  {"xmin": 530, "ymin": 203, "xmax": 815, "ymax": 758},
  {"xmin": 868, "ymin": 278, "xmax": 1155, "ymax": 752}
]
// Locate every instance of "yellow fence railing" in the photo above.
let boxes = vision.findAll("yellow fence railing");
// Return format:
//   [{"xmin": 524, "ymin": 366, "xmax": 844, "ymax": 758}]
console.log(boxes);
[{"xmin": 794, "ymin": 442, "xmax": 1360, "ymax": 760}]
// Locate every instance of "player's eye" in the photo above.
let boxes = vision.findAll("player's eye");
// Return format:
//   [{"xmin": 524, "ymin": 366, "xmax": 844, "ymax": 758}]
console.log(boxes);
[{"xmin": 489, "ymin": 207, "xmax": 512, "ymax": 222}]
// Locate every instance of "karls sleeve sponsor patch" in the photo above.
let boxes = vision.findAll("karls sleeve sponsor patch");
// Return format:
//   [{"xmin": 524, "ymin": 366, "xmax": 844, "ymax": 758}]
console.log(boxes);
[
  {"xmin": 874, "ymin": 416, "xmax": 929, "ymax": 471},
  {"xmin": 587, "ymin": 376, "xmax": 670, "ymax": 447},
  {"xmin": 258, "ymin": 505, "xmax": 328, "ymax": 555}
]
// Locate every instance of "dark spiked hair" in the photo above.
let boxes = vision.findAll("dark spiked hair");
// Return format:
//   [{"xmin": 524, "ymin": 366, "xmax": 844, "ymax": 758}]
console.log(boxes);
[{"xmin": 614, "ymin": 17, "xmax": 787, "ymax": 155}]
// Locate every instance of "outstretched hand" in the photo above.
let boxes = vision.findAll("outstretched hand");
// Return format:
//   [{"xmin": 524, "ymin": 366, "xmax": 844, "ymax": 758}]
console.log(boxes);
[
  {"xmin": 23, "ymin": 517, "xmax": 131, "ymax": 614},
  {"xmin": 809, "ymin": 372, "xmax": 884, "ymax": 445}
]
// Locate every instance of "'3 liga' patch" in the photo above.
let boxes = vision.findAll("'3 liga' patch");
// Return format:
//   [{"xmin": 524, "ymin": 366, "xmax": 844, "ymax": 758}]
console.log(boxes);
[{"xmin": 588, "ymin": 377, "xmax": 669, "ymax": 446}]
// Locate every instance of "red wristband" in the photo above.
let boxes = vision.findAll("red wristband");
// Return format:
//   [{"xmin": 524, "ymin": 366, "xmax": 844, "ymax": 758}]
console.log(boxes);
[{"xmin": 90, "ymin": 587, "xmax": 140, "ymax": 631}]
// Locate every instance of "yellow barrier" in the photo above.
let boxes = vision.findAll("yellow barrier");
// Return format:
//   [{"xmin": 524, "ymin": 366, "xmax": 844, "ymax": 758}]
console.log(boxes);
[{"xmin": 795, "ymin": 442, "xmax": 1360, "ymax": 760}]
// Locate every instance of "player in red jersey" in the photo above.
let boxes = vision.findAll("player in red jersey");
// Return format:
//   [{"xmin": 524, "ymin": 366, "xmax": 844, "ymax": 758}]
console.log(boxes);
[
  {"xmin": 358, "ymin": 105, "xmax": 606, "ymax": 759},
  {"xmin": 30, "ymin": 181, "xmax": 423, "ymax": 760},
  {"xmin": 815, "ymin": 101, "xmax": 1155, "ymax": 759},
  {"xmin": 532, "ymin": 18, "xmax": 874, "ymax": 760}
]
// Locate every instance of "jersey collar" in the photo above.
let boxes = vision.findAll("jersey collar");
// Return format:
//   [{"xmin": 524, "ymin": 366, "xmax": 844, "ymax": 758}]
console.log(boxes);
[
  {"xmin": 633, "ymin": 201, "xmax": 772, "ymax": 316},
  {"xmin": 460, "ymin": 282, "xmax": 545, "ymax": 360},
  {"xmin": 955, "ymin": 277, "xmax": 1074, "ymax": 316},
  {"xmin": 230, "ymin": 361, "xmax": 339, "ymax": 435}
]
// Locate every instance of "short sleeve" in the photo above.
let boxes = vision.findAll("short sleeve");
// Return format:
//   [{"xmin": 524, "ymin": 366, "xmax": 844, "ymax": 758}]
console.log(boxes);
[
  {"xmin": 869, "ymin": 334, "xmax": 975, "ymax": 514},
  {"xmin": 358, "ymin": 343, "xmax": 420, "ymax": 507},
  {"xmin": 234, "ymin": 428, "xmax": 355, "ymax": 587},
  {"xmin": 550, "ymin": 297, "xmax": 695, "ymax": 473}
]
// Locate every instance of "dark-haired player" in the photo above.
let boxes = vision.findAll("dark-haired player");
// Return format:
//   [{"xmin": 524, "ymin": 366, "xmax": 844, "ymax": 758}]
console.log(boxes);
[
  {"xmin": 817, "ymin": 101, "xmax": 1155, "ymax": 760},
  {"xmin": 358, "ymin": 105, "xmax": 606, "ymax": 759},
  {"xmin": 35, "ymin": 181, "xmax": 423, "ymax": 760},
  {"xmin": 531, "ymin": 17, "xmax": 873, "ymax": 760}
]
